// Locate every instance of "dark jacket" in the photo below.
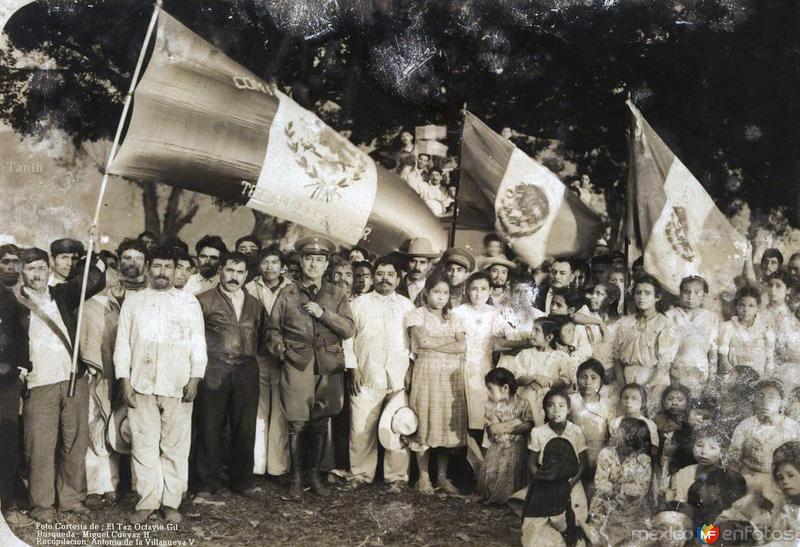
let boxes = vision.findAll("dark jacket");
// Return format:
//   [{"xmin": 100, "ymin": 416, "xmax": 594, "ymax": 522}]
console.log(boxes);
[
  {"xmin": 265, "ymin": 280, "xmax": 354, "ymax": 375},
  {"xmin": 196, "ymin": 285, "xmax": 266, "ymax": 363},
  {"xmin": 0, "ymin": 286, "xmax": 30, "ymax": 381},
  {"xmin": 18, "ymin": 259, "xmax": 106, "ymax": 378}
]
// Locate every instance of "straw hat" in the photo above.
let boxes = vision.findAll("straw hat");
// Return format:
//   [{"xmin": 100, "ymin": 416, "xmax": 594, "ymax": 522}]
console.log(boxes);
[
  {"xmin": 106, "ymin": 406, "xmax": 132, "ymax": 455},
  {"xmin": 378, "ymin": 391, "xmax": 418, "ymax": 451}
]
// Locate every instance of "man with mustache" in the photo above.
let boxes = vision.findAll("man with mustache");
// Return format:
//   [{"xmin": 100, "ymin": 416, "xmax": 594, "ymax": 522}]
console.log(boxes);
[
  {"xmin": 193, "ymin": 253, "xmax": 266, "ymax": 500},
  {"xmin": 397, "ymin": 238, "xmax": 439, "ymax": 305},
  {"xmin": 347, "ymin": 256, "xmax": 415, "ymax": 491},
  {"xmin": 18, "ymin": 246, "xmax": 106, "ymax": 523},
  {"xmin": 266, "ymin": 236, "xmax": 355, "ymax": 499},
  {"xmin": 114, "ymin": 246, "xmax": 206, "ymax": 524},
  {"xmin": 81, "ymin": 238, "xmax": 149, "ymax": 509},
  {"xmin": 246, "ymin": 245, "xmax": 293, "ymax": 479},
  {"xmin": 183, "ymin": 235, "xmax": 226, "ymax": 296}
]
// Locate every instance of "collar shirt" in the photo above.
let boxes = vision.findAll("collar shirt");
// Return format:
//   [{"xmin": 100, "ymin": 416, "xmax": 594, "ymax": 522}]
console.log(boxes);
[
  {"xmin": 114, "ymin": 287, "xmax": 207, "ymax": 398},
  {"xmin": 406, "ymin": 277, "xmax": 425, "ymax": 304},
  {"xmin": 245, "ymin": 275, "xmax": 293, "ymax": 315},
  {"xmin": 221, "ymin": 286, "xmax": 244, "ymax": 321},
  {"xmin": 47, "ymin": 273, "xmax": 67, "ymax": 287},
  {"xmin": 613, "ymin": 312, "xmax": 677, "ymax": 371},
  {"xmin": 183, "ymin": 272, "xmax": 219, "ymax": 296},
  {"xmin": 544, "ymin": 288, "xmax": 554, "ymax": 315},
  {"xmin": 26, "ymin": 289, "xmax": 72, "ymax": 389},
  {"xmin": 350, "ymin": 291, "xmax": 415, "ymax": 391}
]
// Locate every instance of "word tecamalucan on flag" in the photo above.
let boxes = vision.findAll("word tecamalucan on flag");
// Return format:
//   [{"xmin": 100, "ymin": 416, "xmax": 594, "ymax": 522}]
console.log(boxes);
[
  {"xmin": 459, "ymin": 112, "xmax": 603, "ymax": 267},
  {"xmin": 109, "ymin": 11, "xmax": 446, "ymax": 255}
]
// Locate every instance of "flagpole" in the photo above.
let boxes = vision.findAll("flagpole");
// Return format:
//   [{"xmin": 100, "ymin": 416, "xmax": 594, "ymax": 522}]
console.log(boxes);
[
  {"xmin": 448, "ymin": 103, "xmax": 468, "ymax": 248},
  {"xmin": 68, "ymin": 0, "xmax": 163, "ymax": 397}
]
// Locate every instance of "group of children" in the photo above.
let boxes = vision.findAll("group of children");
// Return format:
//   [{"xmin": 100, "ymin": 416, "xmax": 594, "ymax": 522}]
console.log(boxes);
[{"xmin": 403, "ymin": 265, "xmax": 800, "ymax": 546}]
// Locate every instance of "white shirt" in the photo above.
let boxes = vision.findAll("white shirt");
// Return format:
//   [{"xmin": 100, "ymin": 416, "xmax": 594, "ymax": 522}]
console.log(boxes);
[
  {"xmin": 245, "ymin": 275, "xmax": 293, "ymax": 315},
  {"xmin": 114, "ymin": 288, "xmax": 207, "ymax": 398},
  {"xmin": 183, "ymin": 273, "xmax": 219, "ymax": 296},
  {"xmin": 351, "ymin": 291, "xmax": 415, "ymax": 391},
  {"xmin": 221, "ymin": 286, "xmax": 244, "ymax": 321},
  {"xmin": 26, "ymin": 290, "xmax": 72, "ymax": 389}
]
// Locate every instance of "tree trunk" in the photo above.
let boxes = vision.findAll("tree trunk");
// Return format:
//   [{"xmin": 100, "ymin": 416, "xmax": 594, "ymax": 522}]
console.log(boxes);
[
  {"xmin": 161, "ymin": 188, "xmax": 200, "ymax": 242},
  {"xmin": 250, "ymin": 210, "xmax": 299, "ymax": 249},
  {"xmin": 139, "ymin": 181, "xmax": 161, "ymax": 238}
]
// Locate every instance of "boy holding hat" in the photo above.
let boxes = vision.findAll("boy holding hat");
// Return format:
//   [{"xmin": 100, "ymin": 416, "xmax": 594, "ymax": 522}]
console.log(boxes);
[{"xmin": 265, "ymin": 236, "xmax": 355, "ymax": 499}]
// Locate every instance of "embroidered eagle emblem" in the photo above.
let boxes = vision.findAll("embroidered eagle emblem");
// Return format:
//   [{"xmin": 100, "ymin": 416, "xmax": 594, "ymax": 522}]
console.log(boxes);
[
  {"xmin": 285, "ymin": 118, "xmax": 368, "ymax": 203},
  {"xmin": 497, "ymin": 181, "xmax": 550, "ymax": 238},
  {"xmin": 665, "ymin": 207, "xmax": 695, "ymax": 261}
]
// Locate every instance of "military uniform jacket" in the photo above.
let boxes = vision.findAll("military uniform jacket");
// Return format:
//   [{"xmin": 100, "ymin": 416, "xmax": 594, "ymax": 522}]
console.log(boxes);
[{"xmin": 265, "ymin": 280, "xmax": 355, "ymax": 374}]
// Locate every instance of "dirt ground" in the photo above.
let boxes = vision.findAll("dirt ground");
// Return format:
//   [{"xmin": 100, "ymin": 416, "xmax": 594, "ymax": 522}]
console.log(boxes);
[{"xmin": 10, "ymin": 474, "xmax": 521, "ymax": 546}]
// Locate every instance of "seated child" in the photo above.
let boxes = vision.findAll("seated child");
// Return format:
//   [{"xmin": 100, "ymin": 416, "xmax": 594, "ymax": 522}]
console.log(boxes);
[
  {"xmin": 569, "ymin": 358, "xmax": 614, "ymax": 472},
  {"xmin": 655, "ymin": 384, "xmax": 691, "ymax": 497},
  {"xmin": 609, "ymin": 383, "xmax": 660, "ymax": 460},
  {"xmin": 505, "ymin": 318, "xmax": 572, "ymax": 426},
  {"xmin": 667, "ymin": 426, "xmax": 739, "ymax": 503},
  {"xmin": 718, "ymin": 286, "xmax": 775, "ymax": 377},
  {"xmin": 521, "ymin": 437, "xmax": 580, "ymax": 547},
  {"xmin": 588, "ymin": 417, "xmax": 653, "ymax": 546},
  {"xmin": 529, "ymin": 388, "xmax": 590, "ymax": 525},
  {"xmin": 669, "ymin": 397, "xmax": 717, "ymax": 473},
  {"xmin": 477, "ymin": 368, "xmax": 534, "ymax": 504},
  {"xmin": 728, "ymin": 378, "xmax": 800, "ymax": 504}
]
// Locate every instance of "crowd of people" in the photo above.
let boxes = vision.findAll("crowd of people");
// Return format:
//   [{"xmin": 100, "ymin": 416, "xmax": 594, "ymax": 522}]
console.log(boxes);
[{"xmin": 2, "ymin": 227, "xmax": 800, "ymax": 546}]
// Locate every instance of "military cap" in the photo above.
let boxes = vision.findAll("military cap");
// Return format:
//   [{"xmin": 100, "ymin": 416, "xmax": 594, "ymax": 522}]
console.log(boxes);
[{"xmin": 294, "ymin": 236, "xmax": 336, "ymax": 256}]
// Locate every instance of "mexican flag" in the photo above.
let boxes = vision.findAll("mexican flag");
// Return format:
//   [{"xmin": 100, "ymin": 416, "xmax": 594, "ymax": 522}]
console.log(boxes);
[
  {"xmin": 626, "ymin": 101, "xmax": 748, "ymax": 294},
  {"xmin": 459, "ymin": 112, "xmax": 603, "ymax": 267},
  {"xmin": 108, "ymin": 10, "xmax": 446, "ymax": 254}
]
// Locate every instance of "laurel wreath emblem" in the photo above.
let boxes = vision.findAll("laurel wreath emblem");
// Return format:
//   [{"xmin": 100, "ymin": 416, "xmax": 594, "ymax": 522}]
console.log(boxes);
[{"xmin": 285, "ymin": 118, "xmax": 368, "ymax": 203}]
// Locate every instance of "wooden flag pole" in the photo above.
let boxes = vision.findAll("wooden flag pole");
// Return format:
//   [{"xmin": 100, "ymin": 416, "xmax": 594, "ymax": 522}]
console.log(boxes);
[
  {"xmin": 68, "ymin": 0, "xmax": 163, "ymax": 397},
  {"xmin": 447, "ymin": 102, "xmax": 469, "ymax": 248}
]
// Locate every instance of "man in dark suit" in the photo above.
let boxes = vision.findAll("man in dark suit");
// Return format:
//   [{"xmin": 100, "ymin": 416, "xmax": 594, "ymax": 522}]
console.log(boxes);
[
  {"xmin": 265, "ymin": 237, "xmax": 355, "ymax": 500},
  {"xmin": 533, "ymin": 256, "xmax": 575, "ymax": 314}
]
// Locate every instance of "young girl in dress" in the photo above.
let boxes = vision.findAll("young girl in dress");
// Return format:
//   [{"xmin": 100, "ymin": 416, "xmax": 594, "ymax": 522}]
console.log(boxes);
[
  {"xmin": 665, "ymin": 275, "xmax": 720, "ymax": 397},
  {"xmin": 569, "ymin": 359, "xmax": 614, "ymax": 472},
  {"xmin": 406, "ymin": 270, "xmax": 467, "ymax": 495},
  {"xmin": 608, "ymin": 383, "xmax": 660, "ymax": 459},
  {"xmin": 454, "ymin": 271, "xmax": 504, "ymax": 438},
  {"xmin": 550, "ymin": 315, "xmax": 591, "ymax": 387},
  {"xmin": 505, "ymin": 318, "xmax": 572, "ymax": 426},
  {"xmin": 529, "ymin": 388, "xmax": 590, "ymax": 528},
  {"xmin": 718, "ymin": 286, "xmax": 775, "ymax": 377},
  {"xmin": 654, "ymin": 384, "xmax": 691, "ymax": 493},
  {"xmin": 477, "ymin": 368, "xmax": 534, "ymax": 504},
  {"xmin": 762, "ymin": 272, "xmax": 800, "ymax": 390},
  {"xmin": 589, "ymin": 417, "xmax": 654, "ymax": 546},
  {"xmin": 575, "ymin": 282, "xmax": 621, "ymax": 382},
  {"xmin": 550, "ymin": 290, "xmax": 593, "ymax": 359}
]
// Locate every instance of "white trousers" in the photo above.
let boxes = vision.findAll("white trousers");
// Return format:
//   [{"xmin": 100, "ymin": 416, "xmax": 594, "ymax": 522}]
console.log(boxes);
[
  {"xmin": 349, "ymin": 386, "xmax": 409, "ymax": 483},
  {"xmin": 253, "ymin": 359, "xmax": 289, "ymax": 475},
  {"xmin": 128, "ymin": 394, "xmax": 192, "ymax": 511},
  {"xmin": 86, "ymin": 376, "xmax": 119, "ymax": 495}
]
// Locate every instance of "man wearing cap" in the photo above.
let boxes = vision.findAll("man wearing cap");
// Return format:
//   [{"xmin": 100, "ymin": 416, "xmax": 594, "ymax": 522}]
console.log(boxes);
[
  {"xmin": 397, "ymin": 238, "xmax": 438, "ymax": 305},
  {"xmin": 18, "ymin": 247, "xmax": 106, "ymax": 522},
  {"xmin": 347, "ymin": 256, "xmax": 415, "ymax": 492},
  {"xmin": 246, "ymin": 245, "xmax": 293, "ymax": 478},
  {"xmin": 479, "ymin": 254, "xmax": 516, "ymax": 305},
  {"xmin": 265, "ymin": 236, "xmax": 355, "ymax": 499},
  {"xmin": 442, "ymin": 247, "xmax": 476, "ymax": 307},
  {"xmin": 49, "ymin": 238, "xmax": 85, "ymax": 287},
  {"xmin": 183, "ymin": 235, "xmax": 227, "ymax": 296}
]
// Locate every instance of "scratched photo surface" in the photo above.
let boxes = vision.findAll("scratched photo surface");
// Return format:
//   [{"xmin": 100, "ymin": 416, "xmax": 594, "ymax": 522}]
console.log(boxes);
[{"xmin": 1, "ymin": 1, "xmax": 799, "ymax": 546}]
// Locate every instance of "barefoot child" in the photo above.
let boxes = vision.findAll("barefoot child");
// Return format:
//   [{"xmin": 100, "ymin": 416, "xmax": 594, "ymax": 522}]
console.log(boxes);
[{"xmin": 477, "ymin": 368, "xmax": 534, "ymax": 504}]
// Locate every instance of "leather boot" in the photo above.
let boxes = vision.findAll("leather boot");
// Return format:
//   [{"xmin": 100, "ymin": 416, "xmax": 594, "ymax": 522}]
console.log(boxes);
[
  {"xmin": 287, "ymin": 422, "xmax": 306, "ymax": 499},
  {"xmin": 309, "ymin": 418, "xmax": 330, "ymax": 496}
]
